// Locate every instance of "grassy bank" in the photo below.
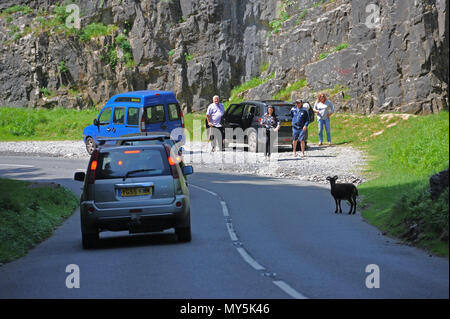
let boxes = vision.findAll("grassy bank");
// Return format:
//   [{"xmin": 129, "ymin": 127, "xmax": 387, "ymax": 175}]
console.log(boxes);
[
  {"xmin": 358, "ymin": 112, "xmax": 449, "ymax": 256},
  {"xmin": 0, "ymin": 107, "xmax": 98, "ymax": 141},
  {"xmin": 0, "ymin": 178, "xmax": 78, "ymax": 263}
]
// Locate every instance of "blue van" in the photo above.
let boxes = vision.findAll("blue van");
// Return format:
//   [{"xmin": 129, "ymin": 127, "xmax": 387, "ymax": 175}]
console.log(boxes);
[{"xmin": 83, "ymin": 90, "xmax": 184, "ymax": 154}]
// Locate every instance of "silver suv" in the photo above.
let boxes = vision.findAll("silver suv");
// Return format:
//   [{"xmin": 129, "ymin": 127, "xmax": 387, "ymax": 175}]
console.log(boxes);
[{"xmin": 74, "ymin": 144, "xmax": 193, "ymax": 249}]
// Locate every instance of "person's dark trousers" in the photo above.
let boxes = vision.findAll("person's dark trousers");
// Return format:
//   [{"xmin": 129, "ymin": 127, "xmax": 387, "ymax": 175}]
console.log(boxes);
[
  {"xmin": 265, "ymin": 129, "xmax": 271, "ymax": 157},
  {"xmin": 210, "ymin": 126, "xmax": 225, "ymax": 151}
]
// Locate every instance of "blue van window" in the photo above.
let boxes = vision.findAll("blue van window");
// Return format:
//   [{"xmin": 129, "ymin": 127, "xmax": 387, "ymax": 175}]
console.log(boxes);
[
  {"xmin": 168, "ymin": 103, "xmax": 181, "ymax": 121},
  {"xmin": 144, "ymin": 105, "xmax": 165, "ymax": 124},
  {"xmin": 127, "ymin": 107, "xmax": 139, "ymax": 126},
  {"xmin": 98, "ymin": 107, "xmax": 112, "ymax": 125},
  {"xmin": 113, "ymin": 107, "xmax": 126, "ymax": 124}
]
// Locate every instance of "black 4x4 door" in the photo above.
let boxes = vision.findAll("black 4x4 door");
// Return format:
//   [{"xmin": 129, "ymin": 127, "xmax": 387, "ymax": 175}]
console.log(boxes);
[
  {"xmin": 221, "ymin": 103, "xmax": 261, "ymax": 151},
  {"xmin": 221, "ymin": 101, "xmax": 299, "ymax": 152}
]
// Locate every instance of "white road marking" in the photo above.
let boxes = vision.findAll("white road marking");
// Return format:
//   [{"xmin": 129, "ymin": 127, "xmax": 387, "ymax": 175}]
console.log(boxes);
[
  {"xmin": 226, "ymin": 223, "xmax": 238, "ymax": 241},
  {"xmin": 236, "ymin": 247, "xmax": 265, "ymax": 271},
  {"xmin": 190, "ymin": 183, "xmax": 309, "ymax": 299},
  {"xmin": 220, "ymin": 201, "xmax": 229, "ymax": 217},
  {"xmin": 0, "ymin": 164, "xmax": 34, "ymax": 168},
  {"xmin": 190, "ymin": 184, "xmax": 217, "ymax": 196},
  {"xmin": 272, "ymin": 280, "xmax": 308, "ymax": 299}
]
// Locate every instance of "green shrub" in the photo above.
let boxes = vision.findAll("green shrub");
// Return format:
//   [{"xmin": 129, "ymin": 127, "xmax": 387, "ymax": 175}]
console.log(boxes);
[
  {"xmin": 228, "ymin": 73, "xmax": 275, "ymax": 106},
  {"xmin": 80, "ymin": 23, "xmax": 116, "ymax": 41},
  {"xmin": 392, "ymin": 186, "xmax": 449, "ymax": 238},
  {"xmin": 318, "ymin": 43, "xmax": 349, "ymax": 60},
  {"xmin": 0, "ymin": 178, "xmax": 78, "ymax": 263},
  {"xmin": 260, "ymin": 62, "xmax": 269, "ymax": 73},
  {"xmin": 58, "ymin": 61, "xmax": 68, "ymax": 73},
  {"xmin": 333, "ymin": 42, "xmax": 349, "ymax": 52},
  {"xmin": 318, "ymin": 52, "xmax": 330, "ymax": 60},
  {"xmin": 2, "ymin": 5, "xmax": 32, "ymax": 15},
  {"xmin": 39, "ymin": 88, "xmax": 55, "ymax": 98},
  {"xmin": 296, "ymin": 9, "xmax": 308, "ymax": 24},
  {"xmin": 273, "ymin": 79, "xmax": 307, "ymax": 100}
]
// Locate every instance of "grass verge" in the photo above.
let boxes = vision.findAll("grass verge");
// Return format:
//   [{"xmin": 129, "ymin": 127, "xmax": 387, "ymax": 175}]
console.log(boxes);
[
  {"xmin": 358, "ymin": 111, "xmax": 449, "ymax": 256},
  {"xmin": 0, "ymin": 107, "xmax": 99, "ymax": 141},
  {"xmin": 0, "ymin": 178, "xmax": 78, "ymax": 263}
]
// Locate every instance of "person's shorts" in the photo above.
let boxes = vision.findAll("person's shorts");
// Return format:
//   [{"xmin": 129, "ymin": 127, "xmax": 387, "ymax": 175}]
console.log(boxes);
[{"xmin": 293, "ymin": 128, "xmax": 307, "ymax": 141}]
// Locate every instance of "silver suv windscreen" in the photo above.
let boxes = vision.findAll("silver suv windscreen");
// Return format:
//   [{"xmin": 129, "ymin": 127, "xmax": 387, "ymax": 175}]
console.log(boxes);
[{"xmin": 95, "ymin": 148, "xmax": 170, "ymax": 179}]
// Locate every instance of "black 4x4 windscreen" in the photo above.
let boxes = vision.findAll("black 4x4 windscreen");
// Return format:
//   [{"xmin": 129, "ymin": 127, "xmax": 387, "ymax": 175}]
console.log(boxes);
[
  {"xmin": 273, "ymin": 105, "xmax": 293, "ymax": 117},
  {"xmin": 95, "ymin": 149, "xmax": 170, "ymax": 179}
]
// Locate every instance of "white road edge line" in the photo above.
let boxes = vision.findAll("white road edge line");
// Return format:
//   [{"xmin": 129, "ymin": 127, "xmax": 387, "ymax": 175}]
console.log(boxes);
[
  {"xmin": 220, "ymin": 201, "xmax": 229, "ymax": 217},
  {"xmin": 236, "ymin": 247, "xmax": 265, "ymax": 271},
  {"xmin": 190, "ymin": 184, "xmax": 217, "ymax": 197},
  {"xmin": 191, "ymin": 183, "xmax": 309, "ymax": 299},
  {"xmin": 226, "ymin": 223, "xmax": 238, "ymax": 241},
  {"xmin": 272, "ymin": 280, "xmax": 308, "ymax": 299}
]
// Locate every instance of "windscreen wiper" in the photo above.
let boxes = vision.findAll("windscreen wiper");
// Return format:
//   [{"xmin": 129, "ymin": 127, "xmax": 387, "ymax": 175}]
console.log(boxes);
[{"xmin": 123, "ymin": 169, "xmax": 156, "ymax": 181}]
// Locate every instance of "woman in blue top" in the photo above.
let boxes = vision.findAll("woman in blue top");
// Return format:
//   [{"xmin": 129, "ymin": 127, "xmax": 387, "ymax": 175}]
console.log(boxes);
[{"xmin": 261, "ymin": 105, "xmax": 280, "ymax": 160}]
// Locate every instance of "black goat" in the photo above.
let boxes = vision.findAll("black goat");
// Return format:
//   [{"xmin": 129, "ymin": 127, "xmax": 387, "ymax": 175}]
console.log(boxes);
[{"xmin": 326, "ymin": 175, "xmax": 358, "ymax": 214}]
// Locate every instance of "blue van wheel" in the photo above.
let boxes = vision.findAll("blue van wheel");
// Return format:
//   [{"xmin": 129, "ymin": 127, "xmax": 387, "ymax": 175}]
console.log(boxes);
[{"xmin": 85, "ymin": 137, "xmax": 96, "ymax": 155}]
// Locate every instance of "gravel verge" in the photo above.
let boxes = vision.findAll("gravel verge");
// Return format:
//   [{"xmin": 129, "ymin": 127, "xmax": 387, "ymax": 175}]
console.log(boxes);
[{"xmin": 0, "ymin": 140, "xmax": 368, "ymax": 185}]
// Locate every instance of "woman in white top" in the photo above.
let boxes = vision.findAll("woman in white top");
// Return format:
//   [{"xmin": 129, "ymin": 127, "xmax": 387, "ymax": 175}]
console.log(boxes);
[{"xmin": 313, "ymin": 93, "xmax": 335, "ymax": 146}]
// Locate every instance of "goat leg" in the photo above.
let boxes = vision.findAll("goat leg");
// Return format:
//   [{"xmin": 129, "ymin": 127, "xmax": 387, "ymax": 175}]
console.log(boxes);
[
  {"xmin": 334, "ymin": 198, "xmax": 338, "ymax": 214},
  {"xmin": 338, "ymin": 199, "xmax": 343, "ymax": 214},
  {"xmin": 347, "ymin": 199, "xmax": 353, "ymax": 214}
]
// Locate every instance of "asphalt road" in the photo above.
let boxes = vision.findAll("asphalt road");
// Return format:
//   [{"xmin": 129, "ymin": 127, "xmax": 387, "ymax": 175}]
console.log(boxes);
[{"xmin": 0, "ymin": 155, "xmax": 448, "ymax": 299}]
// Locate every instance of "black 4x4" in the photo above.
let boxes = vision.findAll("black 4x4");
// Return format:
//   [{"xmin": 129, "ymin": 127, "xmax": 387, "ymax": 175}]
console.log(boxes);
[{"xmin": 220, "ymin": 100, "xmax": 305, "ymax": 152}]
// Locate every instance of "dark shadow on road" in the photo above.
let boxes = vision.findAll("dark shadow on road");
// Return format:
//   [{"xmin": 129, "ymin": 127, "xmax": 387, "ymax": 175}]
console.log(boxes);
[{"xmin": 0, "ymin": 166, "xmax": 48, "ymax": 180}]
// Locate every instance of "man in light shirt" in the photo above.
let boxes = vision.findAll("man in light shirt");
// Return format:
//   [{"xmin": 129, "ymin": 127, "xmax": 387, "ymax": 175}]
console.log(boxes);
[
  {"xmin": 313, "ymin": 93, "xmax": 335, "ymax": 146},
  {"xmin": 206, "ymin": 95, "xmax": 225, "ymax": 151}
]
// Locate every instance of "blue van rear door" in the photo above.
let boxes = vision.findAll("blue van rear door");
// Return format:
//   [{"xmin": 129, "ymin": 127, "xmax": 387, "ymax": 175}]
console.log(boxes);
[
  {"xmin": 167, "ymin": 102, "xmax": 183, "ymax": 133},
  {"xmin": 143, "ymin": 103, "xmax": 168, "ymax": 132}
]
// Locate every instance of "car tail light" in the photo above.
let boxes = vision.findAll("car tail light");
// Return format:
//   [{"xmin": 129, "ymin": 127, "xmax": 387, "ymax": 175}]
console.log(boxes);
[
  {"xmin": 164, "ymin": 145, "xmax": 179, "ymax": 179},
  {"xmin": 168, "ymin": 156, "xmax": 176, "ymax": 166},
  {"xmin": 285, "ymin": 138, "xmax": 291, "ymax": 142},
  {"xmin": 258, "ymin": 118, "xmax": 262, "ymax": 124},
  {"xmin": 180, "ymin": 109, "xmax": 185, "ymax": 128},
  {"xmin": 140, "ymin": 116, "xmax": 146, "ymax": 132},
  {"xmin": 87, "ymin": 151, "xmax": 99, "ymax": 184},
  {"xmin": 176, "ymin": 201, "xmax": 182, "ymax": 207}
]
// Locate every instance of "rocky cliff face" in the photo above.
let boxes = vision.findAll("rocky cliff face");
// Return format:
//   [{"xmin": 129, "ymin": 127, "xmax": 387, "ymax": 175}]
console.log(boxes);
[{"xmin": 0, "ymin": 0, "xmax": 448, "ymax": 114}]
